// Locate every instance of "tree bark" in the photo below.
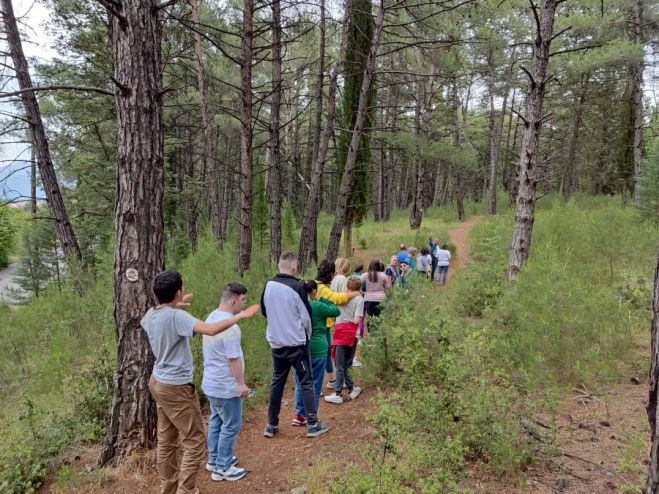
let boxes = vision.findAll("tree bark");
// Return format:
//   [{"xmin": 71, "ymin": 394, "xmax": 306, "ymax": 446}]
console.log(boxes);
[
  {"xmin": 561, "ymin": 74, "xmax": 588, "ymax": 201},
  {"xmin": 508, "ymin": 0, "xmax": 559, "ymax": 279},
  {"xmin": 1, "ymin": 0, "xmax": 82, "ymax": 261},
  {"xmin": 266, "ymin": 0, "xmax": 283, "ymax": 262},
  {"xmin": 190, "ymin": 0, "xmax": 221, "ymax": 249},
  {"xmin": 238, "ymin": 0, "xmax": 254, "ymax": 275},
  {"xmin": 450, "ymin": 80, "xmax": 465, "ymax": 221},
  {"xmin": 325, "ymin": 0, "xmax": 385, "ymax": 262},
  {"xmin": 99, "ymin": 0, "xmax": 164, "ymax": 465},
  {"xmin": 409, "ymin": 77, "xmax": 424, "ymax": 229},
  {"xmin": 297, "ymin": 0, "xmax": 351, "ymax": 272},
  {"xmin": 645, "ymin": 252, "xmax": 659, "ymax": 493},
  {"xmin": 488, "ymin": 51, "xmax": 515, "ymax": 216},
  {"xmin": 632, "ymin": 0, "xmax": 643, "ymax": 205}
]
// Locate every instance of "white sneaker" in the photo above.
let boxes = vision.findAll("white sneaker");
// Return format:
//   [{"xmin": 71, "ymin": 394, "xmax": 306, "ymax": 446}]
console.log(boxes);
[
  {"xmin": 349, "ymin": 387, "xmax": 361, "ymax": 400},
  {"xmin": 326, "ymin": 380, "xmax": 336, "ymax": 389},
  {"xmin": 352, "ymin": 359, "xmax": 362, "ymax": 368},
  {"xmin": 211, "ymin": 465, "xmax": 246, "ymax": 481},
  {"xmin": 324, "ymin": 394, "xmax": 343, "ymax": 404}
]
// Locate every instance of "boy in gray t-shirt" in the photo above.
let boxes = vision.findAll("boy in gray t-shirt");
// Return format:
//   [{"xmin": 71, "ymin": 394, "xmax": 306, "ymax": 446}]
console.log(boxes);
[{"xmin": 142, "ymin": 270, "xmax": 259, "ymax": 494}]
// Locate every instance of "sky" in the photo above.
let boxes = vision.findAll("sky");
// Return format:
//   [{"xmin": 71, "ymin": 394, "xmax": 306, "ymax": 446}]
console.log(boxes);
[{"xmin": 0, "ymin": 0, "xmax": 55, "ymax": 201}]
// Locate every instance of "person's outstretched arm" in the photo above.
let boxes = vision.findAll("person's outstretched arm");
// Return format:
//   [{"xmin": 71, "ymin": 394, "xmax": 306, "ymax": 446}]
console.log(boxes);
[{"xmin": 193, "ymin": 305, "xmax": 260, "ymax": 336}]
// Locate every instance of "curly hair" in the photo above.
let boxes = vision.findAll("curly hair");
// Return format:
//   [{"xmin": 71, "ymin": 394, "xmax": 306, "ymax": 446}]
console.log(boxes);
[{"xmin": 315, "ymin": 260, "xmax": 335, "ymax": 284}]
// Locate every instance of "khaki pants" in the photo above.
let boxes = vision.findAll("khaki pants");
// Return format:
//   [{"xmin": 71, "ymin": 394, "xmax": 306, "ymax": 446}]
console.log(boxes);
[{"xmin": 149, "ymin": 377, "xmax": 206, "ymax": 494}]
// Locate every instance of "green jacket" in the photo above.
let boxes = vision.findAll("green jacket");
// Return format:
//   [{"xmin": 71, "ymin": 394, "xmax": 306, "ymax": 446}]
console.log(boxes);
[{"xmin": 309, "ymin": 298, "xmax": 340, "ymax": 358}]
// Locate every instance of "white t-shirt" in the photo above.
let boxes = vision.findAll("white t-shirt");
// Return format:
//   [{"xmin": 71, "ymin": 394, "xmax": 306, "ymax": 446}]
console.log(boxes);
[
  {"xmin": 202, "ymin": 310, "xmax": 244, "ymax": 399},
  {"xmin": 336, "ymin": 295, "xmax": 364, "ymax": 324},
  {"xmin": 437, "ymin": 249, "xmax": 451, "ymax": 266},
  {"xmin": 330, "ymin": 274, "xmax": 348, "ymax": 293}
]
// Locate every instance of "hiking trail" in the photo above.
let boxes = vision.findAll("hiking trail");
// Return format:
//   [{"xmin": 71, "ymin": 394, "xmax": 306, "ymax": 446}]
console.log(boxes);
[{"xmin": 39, "ymin": 215, "xmax": 650, "ymax": 494}]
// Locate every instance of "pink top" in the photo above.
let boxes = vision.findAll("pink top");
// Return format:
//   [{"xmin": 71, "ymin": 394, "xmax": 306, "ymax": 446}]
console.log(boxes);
[{"xmin": 360, "ymin": 272, "xmax": 390, "ymax": 302}]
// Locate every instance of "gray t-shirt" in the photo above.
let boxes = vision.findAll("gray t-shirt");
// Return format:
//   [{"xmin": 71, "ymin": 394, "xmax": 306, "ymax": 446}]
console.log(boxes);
[
  {"xmin": 141, "ymin": 305, "xmax": 197, "ymax": 385},
  {"xmin": 336, "ymin": 295, "xmax": 364, "ymax": 324}
]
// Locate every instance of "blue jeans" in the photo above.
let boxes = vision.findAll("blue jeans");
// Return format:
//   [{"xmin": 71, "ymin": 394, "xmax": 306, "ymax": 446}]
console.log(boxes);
[
  {"xmin": 294, "ymin": 357, "xmax": 326, "ymax": 417},
  {"xmin": 437, "ymin": 265, "xmax": 449, "ymax": 284},
  {"xmin": 325, "ymin": 328, "xmax": 333, "ymax": 373},
  {"xmin": 207, "ymin": 395, "xmax": 242, "ymax": 471}
]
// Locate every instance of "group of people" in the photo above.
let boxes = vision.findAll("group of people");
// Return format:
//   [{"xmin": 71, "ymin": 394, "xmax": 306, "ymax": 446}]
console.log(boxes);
[
  {"xmin": 385, "ymin": 237, "xmax": 452, "ymax": 286},
  {"xmin": 140, "ymin": 237, "xmax": 452, "ymax": 493}
]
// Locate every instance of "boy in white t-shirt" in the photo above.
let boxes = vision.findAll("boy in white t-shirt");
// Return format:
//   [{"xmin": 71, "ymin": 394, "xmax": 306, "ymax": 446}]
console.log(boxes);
[
  {"xmin": 325, "ymin": 277, "xmax": 364, "ymax": 404},
  {"xmin": 203, "ymin": 283, "xmax": 251, "ymax": 482}
]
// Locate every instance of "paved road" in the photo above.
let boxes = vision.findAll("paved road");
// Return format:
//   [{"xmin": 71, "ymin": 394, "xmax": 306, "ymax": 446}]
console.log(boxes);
[{"xmin": 0, "ymin": 263, "xmax": 26, "ymax": 304}]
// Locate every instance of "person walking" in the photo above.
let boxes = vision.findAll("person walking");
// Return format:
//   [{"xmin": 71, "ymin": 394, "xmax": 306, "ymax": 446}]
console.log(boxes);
[
  {"xmin": 429, "ymin": 237, "xmax": 440, "ymax": 281},
  {"xmin": 331, "ymin": 257, "xmax": 351, "ymax": 292},
  {"xmin": 291, "ymin": 280, "xmax": 340, "ymax": 426},
  {"xmin": 360, "ymin": 259, "xmax": 390, "ymax": 330},
  {"xmin": 436, "ymin": 244, "xmax": 451, "ymax": 285},
  {"xmin": 261, "ymin": 251, "xmax": 330, "ymax": 438},
  {"xmin": 315, "ymin": 260, "xmax": 359, "ymax": 389}
]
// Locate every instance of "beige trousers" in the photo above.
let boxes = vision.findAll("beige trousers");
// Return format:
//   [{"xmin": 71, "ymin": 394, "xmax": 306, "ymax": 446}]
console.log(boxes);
[{"xmin": 149, "ymin": 377, "xmax": 206, "ymax": 494}]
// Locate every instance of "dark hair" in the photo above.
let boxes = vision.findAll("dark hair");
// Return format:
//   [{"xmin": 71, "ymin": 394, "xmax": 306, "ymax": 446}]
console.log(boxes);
[
  {"xmin": 316, "ymin": 260, "xmax": 335, "ymax": 284},
  {"xmin": 304, "ymin": 279, "xmax": 318, "ymax": 294},
  {"xmin": 353, "ymin": 263, "xmax": 364, "ymax": 274},
  {"xmin": 368, "ymin": 259, "xmax": 383, "ymax": 283},
  {"xmin": 420, "ymin": 247, "xmax": 429, "ymax": 256},
  {"xmin": 221, "ymin": 282, "xmax": 248, "ymax": 303},
  {"xmin": 442, "ymin": 244, "xmax": 448, "ymax": 250},
  {"xmin": 153, "ymin": 270, "xmax": 183, "ymax": 304}
]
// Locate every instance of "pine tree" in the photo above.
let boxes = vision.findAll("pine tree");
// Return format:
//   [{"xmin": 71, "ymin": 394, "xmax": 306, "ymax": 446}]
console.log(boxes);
[
  {"xmin": 252, "ymin": 157, "xmax": 269, "ymax": 251},
  {"xmin": 336, "ymin": 0, "xmax": 377, "ymax": 251}
]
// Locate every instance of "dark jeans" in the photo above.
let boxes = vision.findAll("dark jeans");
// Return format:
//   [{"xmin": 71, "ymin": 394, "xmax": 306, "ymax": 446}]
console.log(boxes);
[
  {"xmin": 334, "ymin": 341, "xmax": 357, "ymax": 394},
  {"xmin": 430, "ymin": 256, "xmax": 438, "ymax": 281},
  {"xmin": 364, "ymin": 301, "xmax": 381, "ymax": 333},
  {"xmin": 268, "ymin": 343, "xmax": 317, "ymax": 427},
  {"xmin": 437, "ymin": 265, "xmax": 449, "ymax": 284}
]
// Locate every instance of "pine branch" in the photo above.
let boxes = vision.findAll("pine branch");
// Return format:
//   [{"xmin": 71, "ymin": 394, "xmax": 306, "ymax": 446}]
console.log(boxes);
[{"xmin": 0, "ymin": 85, "xmax": 113, "ymax": 98}]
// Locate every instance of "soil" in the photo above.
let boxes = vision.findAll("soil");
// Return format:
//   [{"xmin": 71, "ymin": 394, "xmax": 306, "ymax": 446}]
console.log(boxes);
[{"xmin": 38, "ymin": 216, "xmax": 652, "ymax": 494}]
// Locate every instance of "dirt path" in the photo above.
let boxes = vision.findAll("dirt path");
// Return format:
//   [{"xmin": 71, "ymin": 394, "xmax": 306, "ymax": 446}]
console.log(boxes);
[
  {"xmin": 39, "ymin": 216, "xmax": 487, "ymax": 494},
  {"xmin": 446, "ymin": 215, "xmax": 483, "ymax": 277}
]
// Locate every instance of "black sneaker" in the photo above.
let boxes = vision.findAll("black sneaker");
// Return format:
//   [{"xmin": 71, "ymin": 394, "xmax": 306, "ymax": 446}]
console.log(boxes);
[
  {"xmin": 263, "ymin": 424, "xmax": 278, "ymax": 438},
  {"xmin": 306, "ymin": 420, "xmax": 330, "ymax": 438}
]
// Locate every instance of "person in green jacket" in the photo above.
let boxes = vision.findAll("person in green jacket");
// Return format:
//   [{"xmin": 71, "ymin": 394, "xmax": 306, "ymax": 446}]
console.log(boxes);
[{"xmin": 291, "ymin": 280, "xmax": 340, "ymax": 427}]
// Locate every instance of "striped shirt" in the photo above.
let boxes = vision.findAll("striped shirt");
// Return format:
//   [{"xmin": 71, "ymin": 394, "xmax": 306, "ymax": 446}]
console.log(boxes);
[{"xmin": 360, "ymin": 272, "xmax": 391, "ymax": 302}]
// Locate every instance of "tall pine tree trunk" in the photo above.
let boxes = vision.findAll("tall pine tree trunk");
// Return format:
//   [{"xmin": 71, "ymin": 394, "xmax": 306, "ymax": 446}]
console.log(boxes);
[
  {"xmin": 450, "ymin": 80, "xmax": 465, "ymax": 221},
  {"xmin": 409, "ymin": 78, "xmax": 424, "ymax": 229},
  {"xmin": 326, "ymin": 0, "xmax": 385, "ymax": 261},
  {"xmin": 508, "ymin": 0, "xmax": 559, "ymax": 279},
  {"xmin": 488, "ymin": 52, "xmax": 515, "ymax": 216},
  {"xmin": 191, "ymin": 0, "xmax": 221, "ymax": 248},
  {"xmin": 298, "ymin": 0, "xmax": 351, "ymax": 272},
  {"xmin": 645, "ymin": 252, "xmax": 659, "ymax": 493},
  {"xmin": 2, "ymin": 0, "xmax": 82, "ymax": 261},
  {"xmin": 632, "ymin": 0, "xmax": 643, "ymax": 205},
  {"xmin": 561, "ymin": 75, "xmax": 588, "ymax": 201},
  {"xmin": 100, "ymin": 0, "xmax": 164, "ymax": 464},
  {"xmin": 238, "ymin": 0, "xmax": 254, "ymax": 275},
  {"xmin": 266, "ymin": 0, "xmax": 283, "ymax": 262}
]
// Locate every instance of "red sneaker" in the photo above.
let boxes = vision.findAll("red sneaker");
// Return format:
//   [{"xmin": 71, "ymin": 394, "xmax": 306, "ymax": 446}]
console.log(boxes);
[{"xmin": 291, "ymin": 415, "xmax": 308, "ymax": 427}]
